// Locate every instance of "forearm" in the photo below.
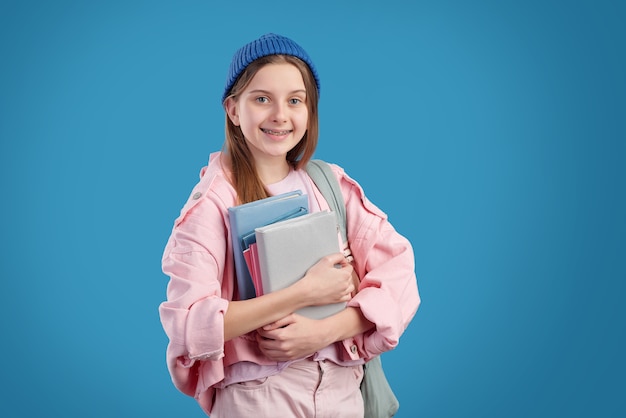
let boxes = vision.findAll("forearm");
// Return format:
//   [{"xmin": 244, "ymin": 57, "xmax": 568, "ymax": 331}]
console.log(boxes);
[
  {"xmin": 225, "ymin": 253, "xmax": 355, "ymax": 342},
  {"xmin": 319, "ymin": 306, "xmax": 374, "ymax": 344},
  {"xmin": 224, "ymin": 284, "xmax": 310, "ymax": 341}
]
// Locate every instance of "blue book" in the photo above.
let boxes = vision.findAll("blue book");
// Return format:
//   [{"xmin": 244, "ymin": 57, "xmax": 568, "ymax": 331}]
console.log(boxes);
[
  {"xmin": 228, "ymin": 190, "xmax": 308, "ymax": 300},
  {"xmin": 241, "ymin": 206, "xmax": 308, "ymax": 250}
]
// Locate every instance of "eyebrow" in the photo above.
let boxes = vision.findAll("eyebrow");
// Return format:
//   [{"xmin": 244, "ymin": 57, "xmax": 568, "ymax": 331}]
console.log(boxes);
[{"xmin": 248, "ymin": 89, "xmax": 307, "ymax": 96}]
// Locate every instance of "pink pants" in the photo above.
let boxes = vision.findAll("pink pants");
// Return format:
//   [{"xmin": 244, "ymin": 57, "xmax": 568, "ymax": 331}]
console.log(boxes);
[{"xmin": 211, "ymin": 359, "xmax": 364, "ymax": 418}]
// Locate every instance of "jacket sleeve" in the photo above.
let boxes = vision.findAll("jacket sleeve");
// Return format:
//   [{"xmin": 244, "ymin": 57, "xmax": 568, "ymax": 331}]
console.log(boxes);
[
  {"xmin": 158, "ymin": 186, "xmax": 233, "ymax": 398},
  {"xmin": 334, "ymin": 167, "xmax": 420, "ymax": 360}
]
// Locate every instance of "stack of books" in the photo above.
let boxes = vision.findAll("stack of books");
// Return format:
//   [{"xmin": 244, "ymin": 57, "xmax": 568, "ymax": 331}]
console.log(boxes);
[{"xmin": 228, "ymin": 190, "xmax": 346, "ymax": 319}]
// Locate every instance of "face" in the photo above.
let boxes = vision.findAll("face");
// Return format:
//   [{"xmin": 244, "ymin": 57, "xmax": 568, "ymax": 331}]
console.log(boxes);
[{"xmin": 225, "ymin": 63, "xmax": 309, "ymax": 165}]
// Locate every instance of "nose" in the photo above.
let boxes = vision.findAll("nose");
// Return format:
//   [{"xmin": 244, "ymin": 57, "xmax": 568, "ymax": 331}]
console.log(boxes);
[{"xmin": 271, "ymin": 102, "xmax": 287, "ymax": 123}]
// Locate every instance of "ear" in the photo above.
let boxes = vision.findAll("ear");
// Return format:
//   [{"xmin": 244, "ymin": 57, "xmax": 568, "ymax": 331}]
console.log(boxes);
[{"xmin": 224, "ymin": 97, "xmax": 240, "ymax": 126}]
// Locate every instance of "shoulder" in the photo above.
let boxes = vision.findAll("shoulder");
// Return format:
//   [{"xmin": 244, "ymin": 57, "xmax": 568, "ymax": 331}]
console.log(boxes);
[
  {"xmin": 173, "ymin": 152, "xmax": 237, "ymax": 227},
  {"xmin": 314, "ymin": 160, "xmax": 387, "ymax": 220}
]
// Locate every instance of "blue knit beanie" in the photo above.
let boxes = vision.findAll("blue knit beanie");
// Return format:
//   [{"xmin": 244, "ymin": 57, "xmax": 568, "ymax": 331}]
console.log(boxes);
[{"xmin": 222, "ymin": 33, "xmax": 320, "ymax": 103}]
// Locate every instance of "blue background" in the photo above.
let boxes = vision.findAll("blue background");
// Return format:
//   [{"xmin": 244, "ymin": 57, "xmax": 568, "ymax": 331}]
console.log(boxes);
[{"xmin": 1, "ymin": 0, "xmax": 624, "ymax": 417}]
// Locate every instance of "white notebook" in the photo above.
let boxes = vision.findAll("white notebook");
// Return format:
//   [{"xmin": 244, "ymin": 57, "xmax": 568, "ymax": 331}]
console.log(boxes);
[{"xmin": 254, "ymin": 210, "xmax": 346, "ymax": 319}]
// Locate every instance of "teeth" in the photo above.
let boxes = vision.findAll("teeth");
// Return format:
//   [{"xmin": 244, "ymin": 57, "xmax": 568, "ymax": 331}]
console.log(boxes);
[{"xmin": 263, "ymin": 129, "xmax": 290, "ymax": 135}]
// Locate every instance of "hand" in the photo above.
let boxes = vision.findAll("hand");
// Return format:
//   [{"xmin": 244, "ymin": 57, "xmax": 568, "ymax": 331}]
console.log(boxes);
[
  {"xmin": 256, "ymin": 314, "xmax": 329, "ymax": 361},
  {"xmin": 297, "ymin": 252, "xmax": 355, "ymax": 307}
]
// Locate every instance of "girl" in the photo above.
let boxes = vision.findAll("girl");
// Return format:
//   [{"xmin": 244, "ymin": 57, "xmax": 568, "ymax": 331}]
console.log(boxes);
[{"xmin": 159, "ymin": 33, "xmax": 420, "ymax": 417}]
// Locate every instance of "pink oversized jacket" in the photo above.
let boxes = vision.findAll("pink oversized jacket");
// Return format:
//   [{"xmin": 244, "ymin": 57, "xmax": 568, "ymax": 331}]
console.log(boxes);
[{"xmin": 159, "ymin": 152, "xmax": 420, "ymax": 414}]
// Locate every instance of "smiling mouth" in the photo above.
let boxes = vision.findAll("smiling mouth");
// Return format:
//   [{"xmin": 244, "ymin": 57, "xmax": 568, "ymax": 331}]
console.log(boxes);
[{"xmin": 261, "ymin": 128, "xmax": 292, "ymax": 136}]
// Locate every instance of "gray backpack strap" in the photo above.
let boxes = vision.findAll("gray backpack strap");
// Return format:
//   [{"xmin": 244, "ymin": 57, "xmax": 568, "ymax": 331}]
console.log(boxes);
[
  {"xmin": 305, "ymin": 159, "xmax": 347, "ymax": 244},
  {"xmin": 307, "ymin": 160, "xmax": 398, "ymax": 417}
]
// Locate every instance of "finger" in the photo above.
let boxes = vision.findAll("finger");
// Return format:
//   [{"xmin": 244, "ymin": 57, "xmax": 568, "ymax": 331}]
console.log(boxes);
[
  {"xmin": 261, "ymin": 321, "xmax": 282, "ymax": 331},
  {"xmin": 325, "ymin": 252, "xmax": 348, "ymax": 267},
  {"xmin": 337, "ymin": 256, "xmax": 354, "ymax": 271},
  {"xmin": 347, "ymin": 281, "xmax": 356, "ymax": 294},
  {"xmin": 263, "ymin": 314, "xmax": 295, "ymax": 330},
  {"xmin": 256, "ymin": 330, "xmax": 279, "ymax": 344},
  {"xmin": 256, "ymin": 328, "xmax": 272, "ymax": 339}
]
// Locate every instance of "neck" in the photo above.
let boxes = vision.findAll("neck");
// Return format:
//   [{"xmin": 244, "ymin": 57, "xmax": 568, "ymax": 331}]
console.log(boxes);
[{"xmin": 256, "ymin": 158, "xmax": 291, "ymax": 185}]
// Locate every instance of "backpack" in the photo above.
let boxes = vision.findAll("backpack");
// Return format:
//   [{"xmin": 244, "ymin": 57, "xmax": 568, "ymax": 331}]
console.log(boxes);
[{"xmin": 306, "ymin": 159, "xmax": 400, "ymax": 418}]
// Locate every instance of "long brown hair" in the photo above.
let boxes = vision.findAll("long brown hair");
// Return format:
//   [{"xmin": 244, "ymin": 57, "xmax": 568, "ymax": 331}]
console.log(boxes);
[{"xmin": 222, "ymin": 55, "xmax": 319, "ymax": 204}]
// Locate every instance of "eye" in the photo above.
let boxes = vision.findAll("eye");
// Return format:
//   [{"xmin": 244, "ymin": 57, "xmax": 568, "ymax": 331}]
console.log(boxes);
[
  {"xmin": 255, "ymin": 96, "xmax": 269, "ymax": 104},
  {"xmin": 289, "ymin": 98, "xmax": 303, "ymax": 105}
]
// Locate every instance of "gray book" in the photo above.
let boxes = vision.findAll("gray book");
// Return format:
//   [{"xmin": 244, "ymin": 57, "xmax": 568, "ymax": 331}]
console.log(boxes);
[{"xmin": 254, "ymin": 210, "xmax": 346, "ymax": 319}]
